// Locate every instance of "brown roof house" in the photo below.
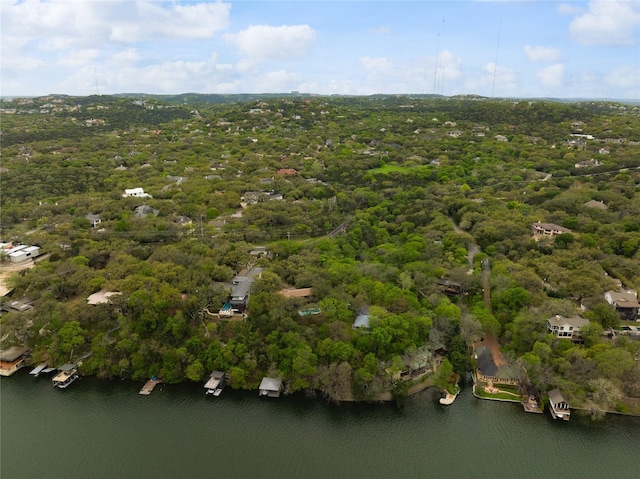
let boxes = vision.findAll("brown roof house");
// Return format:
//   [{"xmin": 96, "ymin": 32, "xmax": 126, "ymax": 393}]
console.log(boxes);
[{"xmin": 605, "ymin": 291, "xmax": 640, "ymax": 321}]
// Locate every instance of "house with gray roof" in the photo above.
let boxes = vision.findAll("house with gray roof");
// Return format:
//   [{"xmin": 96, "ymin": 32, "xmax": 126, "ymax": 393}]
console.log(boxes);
[
  {"xmin": 531, "ymin": 221, "xmax": 571, "ymax": 238},
  {"xmin": 546, "ymin": 315, "xmax": 590, "ymax": 340}
]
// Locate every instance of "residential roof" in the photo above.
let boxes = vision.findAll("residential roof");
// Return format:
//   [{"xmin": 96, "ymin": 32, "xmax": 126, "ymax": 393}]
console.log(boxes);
[
  {"xmin": 1, "ymin": 297, "xmax": 35, "ymax": 313},
  {"xmin": 584, "ymin": 200, "xmax": 608, "ymax": 210},
  {"xmin": 606, "ymin": 291, "xmax": 640, "ymax": 308},
  {"xmin": 475, "ymin": 346, "xmax": 498, "ymax": 377},
  {"xmin": 352, "ymin": 314, "xmax": 370, "ymax": 329},
  {"xmin": 259, "ymin": 377, "xmax": 282, "ymax": 392},
  {"xmin": 548, "ymin": 388, "xmax": 567, "ymax": 405},
  {"xmin": 87, "ymin": 290, "xmax": 122, "ymax": 305},
  {"xmin": 279, "ymin": 287, "xmax": 313, "ymax": 298},
  {"xmin": 0, "ymin": 346, "xmax": 29, "ymax": 362},
  {"xmin": 531, "ymin": 222, "xmax": 571, "ymax": 233},
  {"xmin": 547, "ymin": 315, "xmax": 590, "ymax": 328}
]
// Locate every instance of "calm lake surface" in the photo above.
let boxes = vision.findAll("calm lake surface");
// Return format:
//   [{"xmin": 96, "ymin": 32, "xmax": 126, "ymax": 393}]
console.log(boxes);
[{"xmin": 2, "ymin": 371, "xmax": 639, "ymax": 479}]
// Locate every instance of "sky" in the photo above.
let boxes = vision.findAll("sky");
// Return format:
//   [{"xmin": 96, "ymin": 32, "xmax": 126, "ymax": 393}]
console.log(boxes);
[{"xmin": 1, "ymin": 0, "xmax": 639, "ymax": 99}]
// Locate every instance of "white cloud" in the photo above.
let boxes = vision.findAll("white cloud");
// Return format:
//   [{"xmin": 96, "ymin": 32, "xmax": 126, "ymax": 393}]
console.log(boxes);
[
  {"xmin": 536, "ymin": 64, "xmax": 565, "ymax": 88},
  {"xmin": 360, "ymin": 56, "xmax": 393, "ymax": 73},
  {"xmin": 371, "ymin": 26, "xmax": 392, "ymax": 35},
  {"xmin": 569, "ymin": 0, "xmax": 640, "ymax": 45},
  {"xmin": 108, "ymin": 49, "xmax": 142, "ymax": 67},
  {"xmin": 0, "ymin": 0, "xmax": 231, "ymax": 50},
  {"xmin": 254, "ymin": 70, "xmax": 303, "ymax": 92},
  {"xmin": 464, "ymin": 62, "xmax": 518, "ymax": 97},
  {"xmin": 437, "ymin": 50, "xmax": 462, "ymax": 82},
  {"xmin": 557, "ymin": 3, "xmax": 584, "ymax": 15},
  {"xmin": 605, "ymin": 65, "xmax": 640, "ymax": 91},
  {"xmin": 57, "ymin": 49, "xmax": 101, "ymax": 67},
  {"xmin": 226, "ymin": 25, "xmax": 316, "ymax": 63},
  {"xmin": 523, "ymin": 45, "xmax": 562, "ymax": 62}
]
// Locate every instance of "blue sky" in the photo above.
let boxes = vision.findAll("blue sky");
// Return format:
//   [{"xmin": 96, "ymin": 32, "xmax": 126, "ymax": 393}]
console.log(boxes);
[{"xmin": 1, "ymin": 0, "xmax": 638, "ymax": 99}]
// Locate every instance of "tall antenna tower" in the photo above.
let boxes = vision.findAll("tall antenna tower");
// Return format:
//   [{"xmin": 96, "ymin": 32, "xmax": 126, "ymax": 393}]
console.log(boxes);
[
  {"xmin": 491, "ymin": 19, "xmax": 502, "ymax": 99},
  {"xmin": 433, "ymin": 16, "xmax": 445, "ymax": 94},
  {"xmin": 94, "ymin": 67, "xmax": 100, "ymax": 95}
]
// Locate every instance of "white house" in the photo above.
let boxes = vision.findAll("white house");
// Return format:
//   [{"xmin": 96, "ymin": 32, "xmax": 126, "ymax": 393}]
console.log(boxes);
[
  {"xmin": 8, "ymin": 245, "xmax": 40, "ymax": 263},
  {"xmin": 123, "ymin": 187, "xmax": 152, "ymax": 198},
  {"xmin": 546, "ymin": 315, "xmax": 590, "ymax": 339}
]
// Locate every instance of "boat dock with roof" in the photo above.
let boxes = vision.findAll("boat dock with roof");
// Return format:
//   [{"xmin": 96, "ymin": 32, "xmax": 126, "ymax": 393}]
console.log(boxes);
[
  {"xmin": 204, "ymin": 371, "xmax": 226, "ymax": 396},
  {"xmin": 52, "ymin": 364, "xmax": 79, "ymax": 388}
]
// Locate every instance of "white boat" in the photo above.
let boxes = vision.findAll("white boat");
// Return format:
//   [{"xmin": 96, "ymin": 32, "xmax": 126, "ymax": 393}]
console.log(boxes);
[{"xmin": 52, "ymin": 364, "xmax": 79, "ymax": 389}]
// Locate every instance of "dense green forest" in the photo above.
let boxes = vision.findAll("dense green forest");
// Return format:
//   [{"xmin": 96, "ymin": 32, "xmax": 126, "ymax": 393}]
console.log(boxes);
[{"xmin": 1, "ymin": 94, "xmax": 639, "ymax": 413}]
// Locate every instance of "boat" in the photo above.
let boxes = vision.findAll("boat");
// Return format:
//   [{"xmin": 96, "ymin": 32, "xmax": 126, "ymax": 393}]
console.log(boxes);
[
  {"xmin": 204, "ymin": 371, "xmax": 226, "ymax": 396},
  {"xmin": 52, "ymin": 364, "xmax": 79, "ymax": 389}
]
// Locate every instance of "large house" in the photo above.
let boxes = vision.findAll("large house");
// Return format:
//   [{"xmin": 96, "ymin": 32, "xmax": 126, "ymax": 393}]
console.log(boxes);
[
  {"xmin": 219, "ymin": 267, "xmax": 263, "ymax": 317},
  {"xmin": 531, "ymin": 222, "xmax": 571, "ymax": 238},
  {"xmin": 0, "ymin": 346, "xmax": 29, "ymax": 376},
  {"xmin": 605, "ymin": 291, "xmax": 640, "ymax": 321},
  {"xmin": 546, "ymin": 315, "xmax": 590, "ymax": 340},
  {"xmin": 474, "ymin": 346, "xmax": 520, "ymax": 386}
]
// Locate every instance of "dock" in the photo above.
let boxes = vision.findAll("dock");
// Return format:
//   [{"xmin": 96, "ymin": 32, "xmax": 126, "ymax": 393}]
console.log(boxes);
[
  {"xmin": 139, "ymin": 378, "xmax": 162, "ymax": 395},
  {"xmin": 522, "ymin": 395, "xmax": 543, "ymax": 414},
  {"xmin": 29, "ymin": 363, "xmax": 47, "ymax": 376}
]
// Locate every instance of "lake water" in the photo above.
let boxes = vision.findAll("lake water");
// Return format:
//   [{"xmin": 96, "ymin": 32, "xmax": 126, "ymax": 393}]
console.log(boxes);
[{"xmin": 1, "ymin": 371, "xmax": 639, "ymax": 479}]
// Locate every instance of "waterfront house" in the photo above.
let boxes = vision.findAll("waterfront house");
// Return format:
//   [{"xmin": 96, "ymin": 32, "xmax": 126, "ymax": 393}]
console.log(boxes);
[
  {"xmin": 474, "ymin": 346, "xmax": 520, "ymax": 386},
  {"xmin": 0, "ymin": 346, "xmax": 29, "ymax": 376},
  {"xmin": 546, "ymin": 315, "xmax": 590, "ymax": 340},
  {"xmin": 548, "ymin": 388, "xmax": 571, "ymax": 421},
  {"xmin": 259, "ymin": 377, "xmax": 283, "ymax": 397},
  {"xmin": 604, "ymin": 290, "xmax": 640, "ymax": 321}
]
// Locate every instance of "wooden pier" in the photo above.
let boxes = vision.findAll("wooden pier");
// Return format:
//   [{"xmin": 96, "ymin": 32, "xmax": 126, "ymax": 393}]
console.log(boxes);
[
  {"xmin": 522, "ymin": 395, "xmax": 543, "ymax": 414},
  {"xmin": 139, "ymin": 378, "xmax": 162, "ymax": 396}
]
